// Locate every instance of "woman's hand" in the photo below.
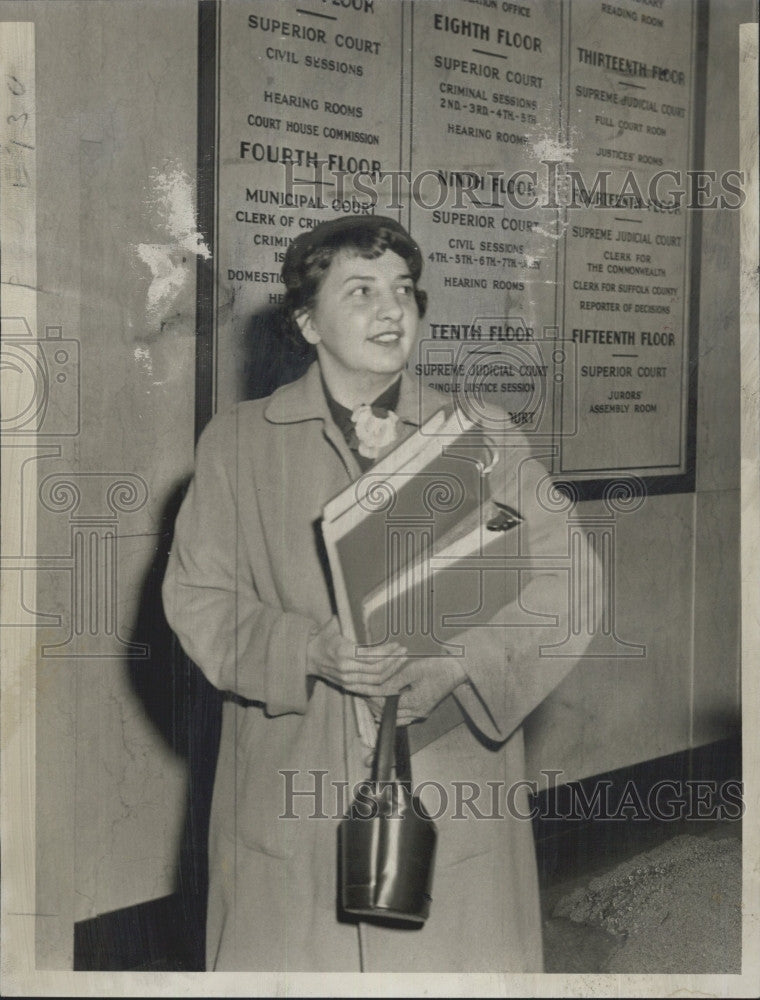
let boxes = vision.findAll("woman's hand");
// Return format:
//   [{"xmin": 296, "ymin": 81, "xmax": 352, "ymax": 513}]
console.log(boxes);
[
  {"xmin": 394, "ymin": 656, "xmax": 468, "ymax": 725},
  {"xmin": 364, "ymin": 656, "xmax": 469, "ymax": 725},
  {"xmin": 307, "ymin": 617, "xmax": 407, "ymax": 697}
]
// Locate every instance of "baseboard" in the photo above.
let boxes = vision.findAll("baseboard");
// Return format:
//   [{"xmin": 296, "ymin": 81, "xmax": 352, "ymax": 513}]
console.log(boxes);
[{"xmin": 73, "ymin": 892, "xmax": 202, "ymax": 971}]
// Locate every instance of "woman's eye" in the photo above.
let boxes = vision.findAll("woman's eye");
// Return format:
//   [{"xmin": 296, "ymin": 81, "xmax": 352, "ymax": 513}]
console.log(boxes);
[
  {"xmin": 397, "ymin": 284, "xmax": 413, "ymax": 296},
  {"xmin": 350, "ymin": 285, "xmax": 371, "ymax": 298}
]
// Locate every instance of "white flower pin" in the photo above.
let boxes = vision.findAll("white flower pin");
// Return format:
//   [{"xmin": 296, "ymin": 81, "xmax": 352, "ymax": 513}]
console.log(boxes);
[{"xmin": 350, "ymin": 404, "xmax": 400, "ymax": 459}]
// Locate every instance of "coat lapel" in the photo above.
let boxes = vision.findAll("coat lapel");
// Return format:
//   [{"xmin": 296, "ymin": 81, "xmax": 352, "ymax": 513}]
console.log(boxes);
[
  {"xmin": 262, "ymin": 361, "xmax": 450, "ymax": 482},
  {"xmin": 264, "ymin": 362, "xmax": 360, "ymax": 479},
  {"xmin": 264, "ymin": 362, "xmax": 447, "ymax": 433}
]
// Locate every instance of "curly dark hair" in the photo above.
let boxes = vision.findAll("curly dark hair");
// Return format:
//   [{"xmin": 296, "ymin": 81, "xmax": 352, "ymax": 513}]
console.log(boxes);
[{"xmin": 281, "ymin": 216, "xmax": 428, "ymax": 322}]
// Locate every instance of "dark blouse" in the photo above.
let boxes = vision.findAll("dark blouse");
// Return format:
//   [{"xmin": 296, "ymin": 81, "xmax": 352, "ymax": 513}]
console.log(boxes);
[{"xmin": 321, "ymin": 375, "xmax": 402, "ymax": 472}]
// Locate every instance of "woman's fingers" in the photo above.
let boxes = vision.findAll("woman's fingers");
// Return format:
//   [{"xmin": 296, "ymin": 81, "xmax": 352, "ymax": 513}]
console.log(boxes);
[
  {"xmin": 338, "ymin": 656, "xmax": 407, "ymax": 690},
  {"xmin": 396, "ymin": 711, "xmax": 419, "ymax": 726},
  {"xmin": 308, "ymin": 624, "xmax": 409, "ymax": 692},
  {"xmin": 344, "ymin": 671, "xmax": 413, "ymax": 699},
  {"xmin": 317, "ymin": 654, "xmax": 406, "ymax": 691},
  {"xmin": 336, "ymin": 641, "xmax": 406, "ymax": 673},
  {"xmin": 341, "ymin": 640, "xmax": 406, "ymax": 660}
]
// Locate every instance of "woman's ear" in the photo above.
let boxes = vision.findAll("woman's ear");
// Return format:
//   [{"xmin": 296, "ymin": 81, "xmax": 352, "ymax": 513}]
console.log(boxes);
[{"xmin": 295, "ymin": 309, "xmax": 321, "ymax": 345}]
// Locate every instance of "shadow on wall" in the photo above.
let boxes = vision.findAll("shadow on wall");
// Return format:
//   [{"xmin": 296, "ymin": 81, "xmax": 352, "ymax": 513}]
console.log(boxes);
[
  {"xmin": 239, "ymin": 303, "xmax": 316, "ymax": 401},
  {"xmin": 126, "ymin": 482, "xmax": 222, "ymax": 971}
]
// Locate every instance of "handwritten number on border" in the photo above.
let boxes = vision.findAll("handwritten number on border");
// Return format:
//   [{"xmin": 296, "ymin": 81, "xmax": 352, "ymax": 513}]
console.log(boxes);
[{"xmin": 6, "ymin": 74, "xmax": 26, "ymax": 96}]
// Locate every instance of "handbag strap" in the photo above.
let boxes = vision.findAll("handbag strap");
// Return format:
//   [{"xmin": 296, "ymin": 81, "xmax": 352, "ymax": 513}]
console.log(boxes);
[
  {"xmin": 372, "ymin": 695, "xmax": 412, "ymax": 787},
  {"xmin": 373, "ymin": 695, "xmax": 398, "ymax": 783},
  {"xmin": 394, "ymin": 722, "xmax": 412, "ymax": 790}
]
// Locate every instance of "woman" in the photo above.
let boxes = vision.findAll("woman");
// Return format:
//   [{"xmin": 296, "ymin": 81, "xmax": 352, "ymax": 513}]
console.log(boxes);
[{"xmin": 163, "ymin": 214, "xmax": 592, "ymax": 971}]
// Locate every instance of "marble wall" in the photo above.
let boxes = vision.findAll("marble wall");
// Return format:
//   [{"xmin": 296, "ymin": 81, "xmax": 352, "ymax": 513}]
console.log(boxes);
[{"xmin": 5, "ymin": 0, "xmax": 199, "ymax": 967}]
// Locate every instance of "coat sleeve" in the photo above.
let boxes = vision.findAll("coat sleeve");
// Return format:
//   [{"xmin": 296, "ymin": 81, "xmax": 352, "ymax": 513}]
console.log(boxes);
[
  {"xmin": 450, "ymin": 431, "xmax": 600, "ymax": 744},
  {"xmin": 162, "ymin": 412, "xmax": 316, "ymax": 716}
]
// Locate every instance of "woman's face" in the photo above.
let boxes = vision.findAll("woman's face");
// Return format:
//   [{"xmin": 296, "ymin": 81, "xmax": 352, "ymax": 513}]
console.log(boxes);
[{"xmin": 296, "ymin": 249, "xmax": 419, "ymax": 388}]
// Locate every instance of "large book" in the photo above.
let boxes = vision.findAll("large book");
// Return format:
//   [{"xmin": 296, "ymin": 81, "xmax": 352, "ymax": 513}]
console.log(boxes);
[
  {"xmin": 322, "ymin": 408, "xmax": 523, "ymax": 654},
  {"xmin": 360, "ymin": 498, "xmax": 523, "ymax": 657}
]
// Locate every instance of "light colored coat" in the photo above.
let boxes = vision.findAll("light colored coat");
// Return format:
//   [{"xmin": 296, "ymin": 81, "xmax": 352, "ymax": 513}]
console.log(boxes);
[{"xmin": 162, "ymin": 361, "xmax": 590, "ymax": 972}]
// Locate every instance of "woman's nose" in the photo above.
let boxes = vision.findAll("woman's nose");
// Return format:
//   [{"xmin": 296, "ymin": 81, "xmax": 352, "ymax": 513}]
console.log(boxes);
[{"xmin": 376, "ymin": 287, "xmax": 404, "ymax": 320}]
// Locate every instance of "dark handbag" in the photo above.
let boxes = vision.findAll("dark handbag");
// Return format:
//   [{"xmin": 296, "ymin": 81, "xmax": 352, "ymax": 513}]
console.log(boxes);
[{"xmin": 339, "ymin": 695, "xmax": 438, "ymax": 925}]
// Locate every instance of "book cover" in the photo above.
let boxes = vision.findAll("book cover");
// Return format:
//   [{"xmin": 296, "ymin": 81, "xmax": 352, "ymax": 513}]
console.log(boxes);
[
  {"xmin": 360, "ymin": 500, "xmax": 525, "ymax": 656},
  {"xmin": 322, "ymin": 409, "xmax": 501, "ymax": 644}
]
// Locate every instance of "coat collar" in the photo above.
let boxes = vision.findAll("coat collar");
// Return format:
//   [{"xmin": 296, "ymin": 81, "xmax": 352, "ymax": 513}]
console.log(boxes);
[{"xmin": 264, "ymin": 361, "xmax": 445, "ymax": 428}]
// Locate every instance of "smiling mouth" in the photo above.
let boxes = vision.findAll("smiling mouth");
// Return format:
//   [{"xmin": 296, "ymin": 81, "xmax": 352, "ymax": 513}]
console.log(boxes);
[{"xmin": 370, "ymin": 331, "xmax": 403, "ymax": 344}]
